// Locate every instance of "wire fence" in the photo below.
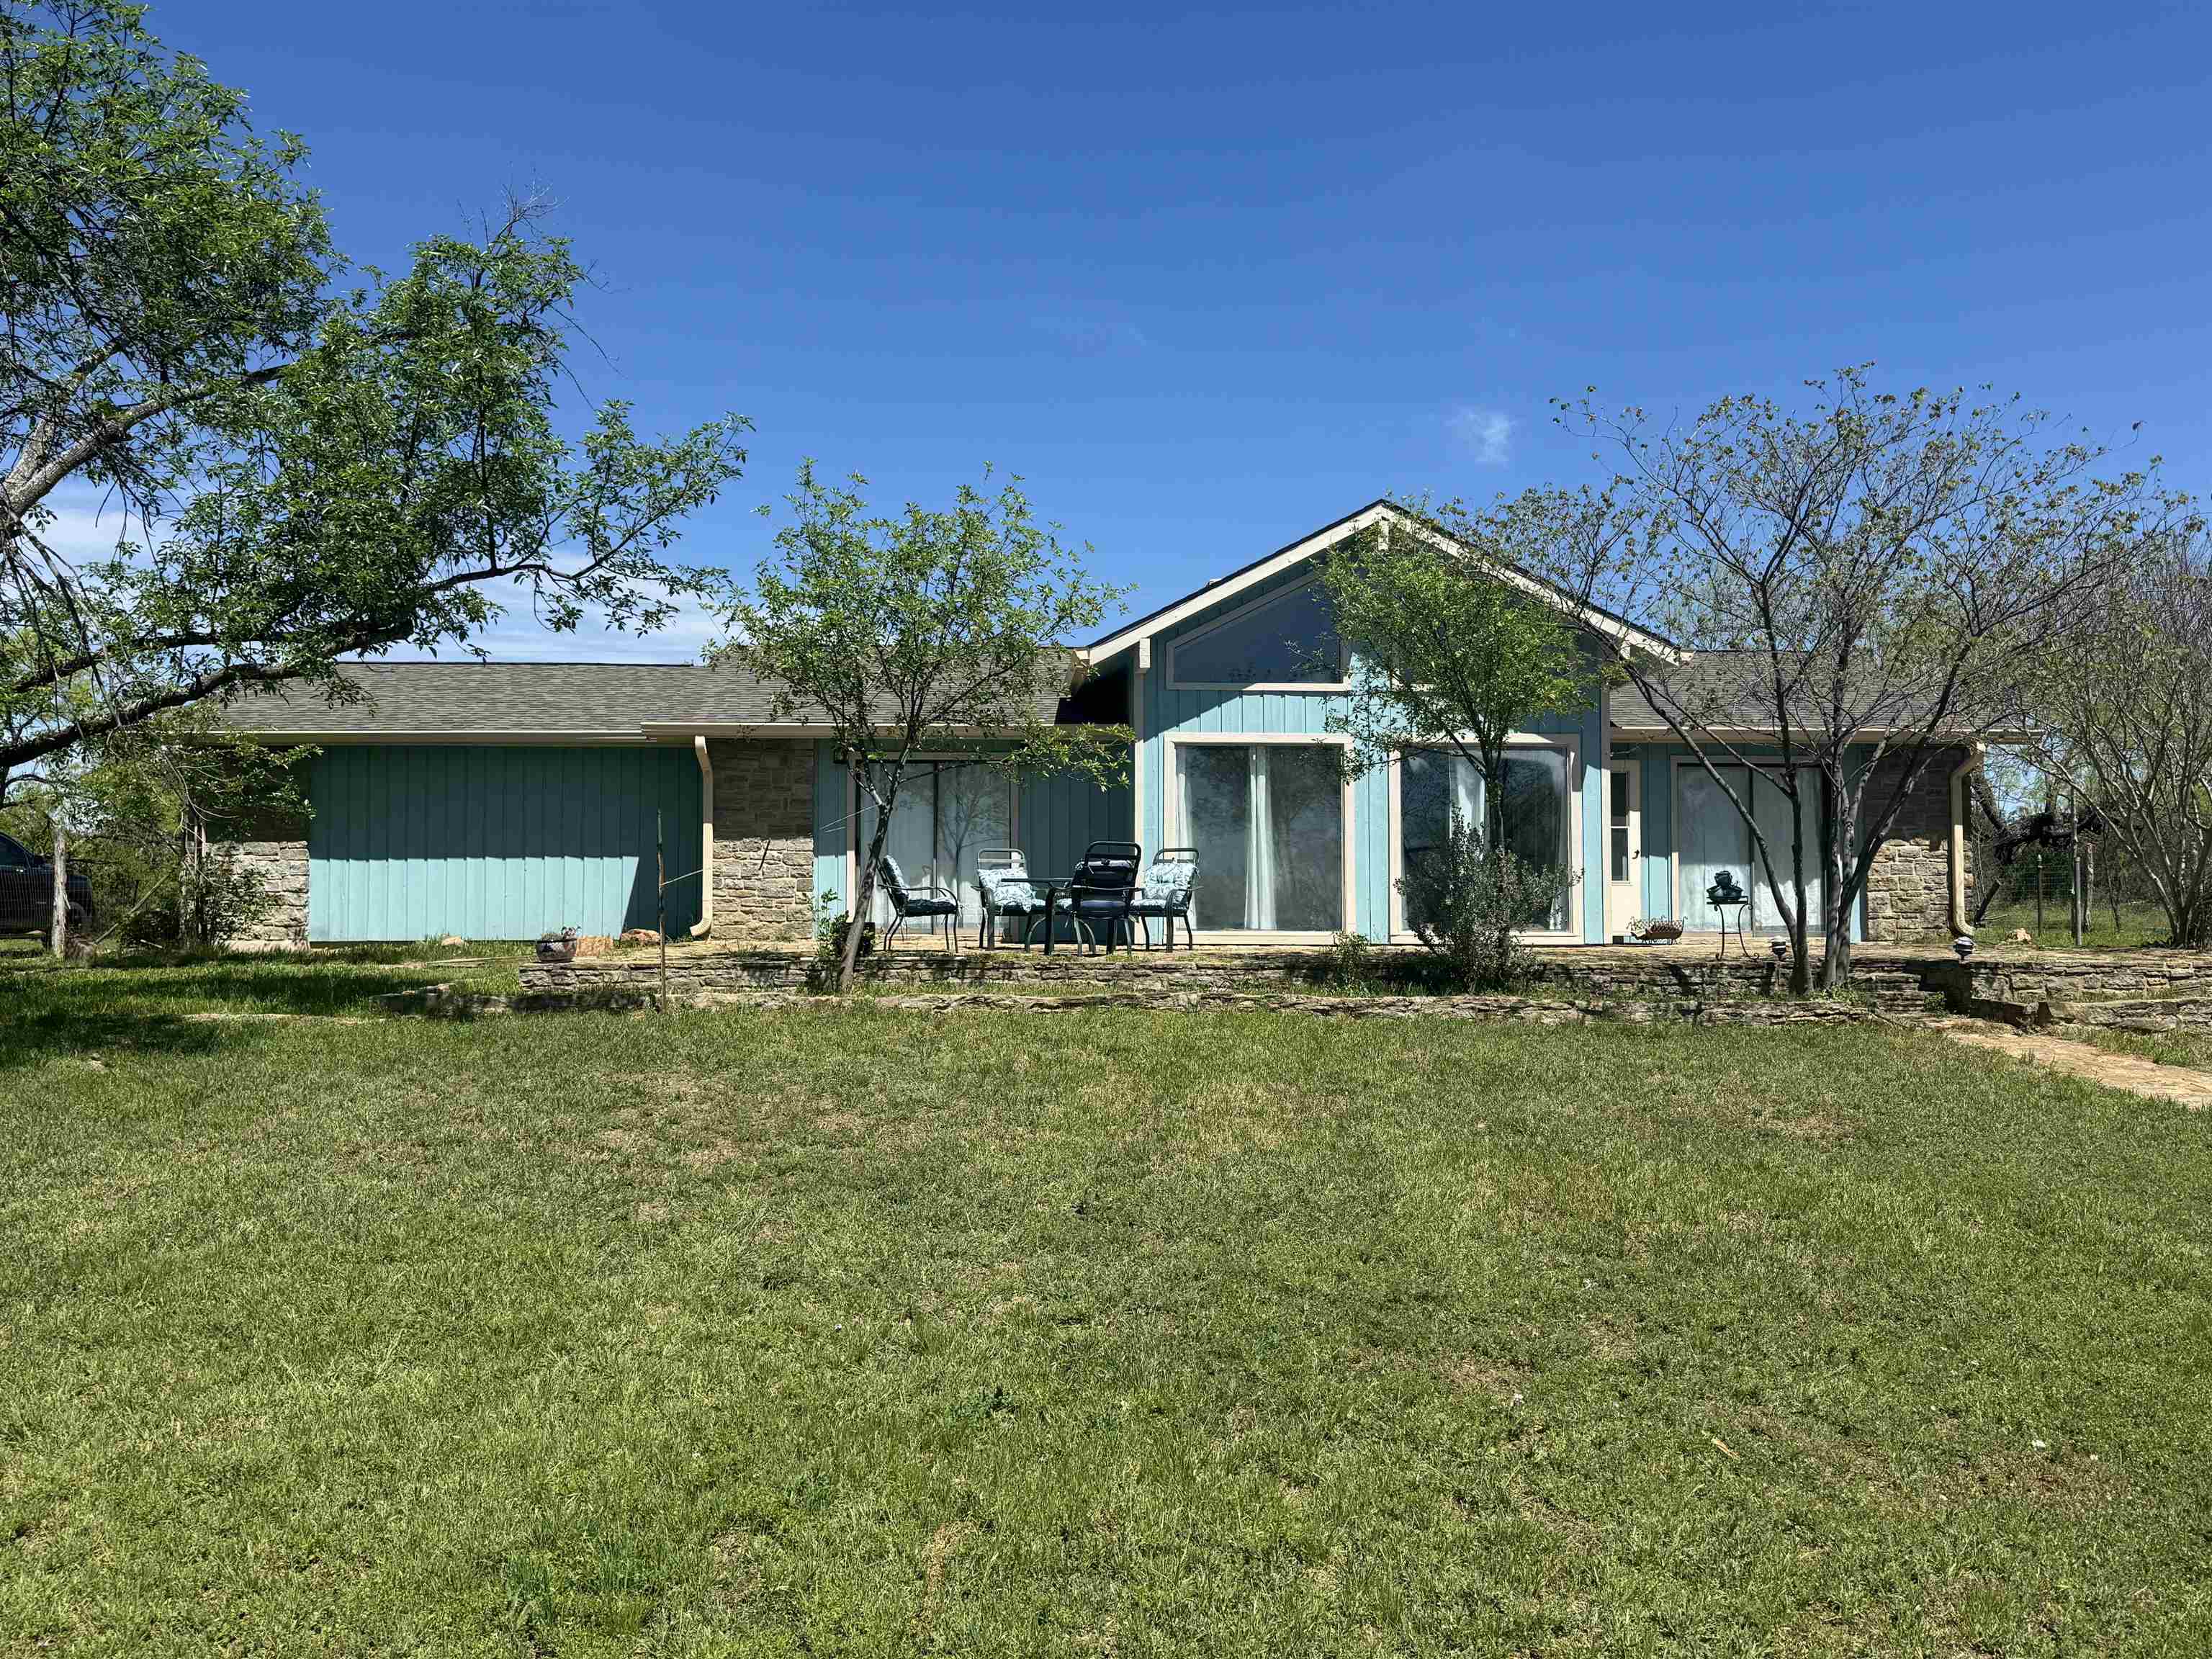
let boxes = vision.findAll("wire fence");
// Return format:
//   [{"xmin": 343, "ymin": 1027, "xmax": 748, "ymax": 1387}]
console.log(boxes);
[{"xmin": 1972, "ymin": 840, "xmax": 2172, "ymax": 948}]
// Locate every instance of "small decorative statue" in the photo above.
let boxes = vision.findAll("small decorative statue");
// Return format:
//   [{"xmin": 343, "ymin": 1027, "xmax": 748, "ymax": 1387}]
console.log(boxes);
[{"xmin": 1704, "ymin": 869, "xmax": 1746, "ymax": 908}]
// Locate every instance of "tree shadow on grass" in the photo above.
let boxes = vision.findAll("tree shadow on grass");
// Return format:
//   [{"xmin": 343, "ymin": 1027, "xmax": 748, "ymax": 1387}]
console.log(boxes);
[
  {"xmin": 0, "ymin": 999, "xmax": 262, "ymax": 1075},
  {"xmin": 0, "ymin": 961, "xmax": 506, "ymax": 1074}
]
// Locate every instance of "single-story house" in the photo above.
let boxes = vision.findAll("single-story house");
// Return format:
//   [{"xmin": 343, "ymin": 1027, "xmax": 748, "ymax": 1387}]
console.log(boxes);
[{"xmin": 220, "ymin": 500, "xmax": 1977, "ymax": 948}]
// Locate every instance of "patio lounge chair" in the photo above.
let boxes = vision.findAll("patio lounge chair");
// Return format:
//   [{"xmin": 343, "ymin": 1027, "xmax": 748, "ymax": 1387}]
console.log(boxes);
[
  {"xmin": 976, "ymin": 848, "xmax": 1048, "ymax": 949},
  {"xmin": 877, "ymin": 855, "xmax": 961, "ymax": 952},
  {"xmin": 1127, "ymin": 846, "xmax": 1198, "ymax": 950},
  {"xmin": 1061, "ymin": 840, "xmax": 1142, "ymax": 953}
]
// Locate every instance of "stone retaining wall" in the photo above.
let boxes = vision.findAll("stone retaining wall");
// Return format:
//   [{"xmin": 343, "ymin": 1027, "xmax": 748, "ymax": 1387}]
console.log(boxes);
[{"xmin": 519, "ymin": 943, "xmax": 1933, "ymax": 1011}]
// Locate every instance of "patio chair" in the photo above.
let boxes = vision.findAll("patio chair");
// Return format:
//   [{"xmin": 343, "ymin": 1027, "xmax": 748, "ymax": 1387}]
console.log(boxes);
[
  {"xmin": 876, "ymin": 855, "xmax": 961, "ymax": 952},
  {"xmin": 1127, "ymin": 847, "xmax": 1199, "ymax": 950},
  {"xmin": 1061, "ymin": 840, "xmax": 1143, "ymax": 954},
  {"xmin": 976, "ymin": 848, "xmax": 1048, "ymax": 949}
]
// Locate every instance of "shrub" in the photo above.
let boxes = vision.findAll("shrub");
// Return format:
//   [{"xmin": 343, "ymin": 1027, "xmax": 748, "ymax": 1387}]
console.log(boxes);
[
  {"xmin": 124, "ymin": 846, "xmax": 279, "ymax": 949},
  {"xmin": 1398, "ymin": 813, "xmax": 1576, "ymax": 989}
]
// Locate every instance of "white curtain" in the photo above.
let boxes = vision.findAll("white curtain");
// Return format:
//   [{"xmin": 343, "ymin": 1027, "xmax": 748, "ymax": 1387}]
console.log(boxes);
[
  {"xmin": 1750, "ymin": 767, "xmax": 1824, "ymax": 935},
  {"xmin": 1676, "ymin": 764, "xmax": 1825, "ymax": 935},
  {"xmin": 1246, "ymin": 747, "xmax": 1274, "ymax": 930},
  {"xmin": 1678, "ymin": 765, "xmax": 1745, "ymax": 932},
  {"xmin": 863, "ymin": 763, "xmax": 1012, "ymax": 927}
]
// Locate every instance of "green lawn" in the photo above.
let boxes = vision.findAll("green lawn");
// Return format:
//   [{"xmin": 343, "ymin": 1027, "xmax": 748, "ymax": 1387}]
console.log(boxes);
[{"xmin": 4, "ymin": 967, "xmax": 2211, "ymax": 1655}]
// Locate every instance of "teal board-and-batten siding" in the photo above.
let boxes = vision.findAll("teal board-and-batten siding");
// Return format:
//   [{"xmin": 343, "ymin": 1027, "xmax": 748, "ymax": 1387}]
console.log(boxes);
[{"xmin": 307, "ymin": 745, "xmax": 701, "ymax": 941}]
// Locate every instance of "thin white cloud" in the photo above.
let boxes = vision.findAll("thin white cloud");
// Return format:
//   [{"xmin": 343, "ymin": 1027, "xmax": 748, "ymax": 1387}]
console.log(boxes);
[
  {"xmin": 379, "ymin": 574, "xmax": 728, "ymax": 665},
  {"xmin": 1449, "ymin": 405, "xmax": 1515, "ymax": 467}
]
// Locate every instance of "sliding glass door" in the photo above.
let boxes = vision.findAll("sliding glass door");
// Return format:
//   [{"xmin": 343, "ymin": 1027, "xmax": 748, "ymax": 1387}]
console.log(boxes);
[
  {"xmin": 860, "ymin": 760, "xmax": 1015, "ymax": 930},
  {"xmin": 1676, "ymin": 763, "xmax": 1824, "ymax": 934},
  {"xmin": 1398, "ymin": 745, "xmax": 1573, "ymax": 933},
  {"xmin": 1172, "ymin": 742, "xmax": 1344, "ymax": 932}
]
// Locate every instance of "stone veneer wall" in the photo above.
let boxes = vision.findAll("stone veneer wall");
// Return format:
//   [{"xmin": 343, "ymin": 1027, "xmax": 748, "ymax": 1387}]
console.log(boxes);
[
  {"xmin": 218, "ymin": 834, "xmax": 309, "ymax": 949},
  {"xmin": 708, "ymin": 738, "xmax": 818, "ymax": 940},
  {"xmin": 1862, "ymin": 748, "xmax": 1972, "ymax": 942}
]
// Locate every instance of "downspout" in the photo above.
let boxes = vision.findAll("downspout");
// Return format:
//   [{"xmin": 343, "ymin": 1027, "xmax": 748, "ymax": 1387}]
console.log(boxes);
[
  {"xmin": 1947, "ymin": 742, "xmax": 1983, "ymax": 938},
  {"xmin": 688, "ymin": 735, "xmax": 715, "ymax": 938}
]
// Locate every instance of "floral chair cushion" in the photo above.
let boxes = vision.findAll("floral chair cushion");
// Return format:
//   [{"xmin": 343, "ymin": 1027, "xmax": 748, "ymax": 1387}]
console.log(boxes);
[
  {"xmin": 979, "ymin": 868, "xmax": 1046, "ymax": 911},
  {"xmin": 1134, "ymin": 860, "xmax": 1195, "ymax": 911}
]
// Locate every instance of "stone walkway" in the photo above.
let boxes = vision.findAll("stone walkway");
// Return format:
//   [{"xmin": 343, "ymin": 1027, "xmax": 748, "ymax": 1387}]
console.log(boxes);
[{"xmin": 1938, "ymin": 1022, "xmax": 2212, "ymax": 1110}]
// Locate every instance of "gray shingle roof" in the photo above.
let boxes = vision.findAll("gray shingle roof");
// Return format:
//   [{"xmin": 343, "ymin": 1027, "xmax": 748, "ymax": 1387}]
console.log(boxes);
[
  {"xmin": 223, "ymin": 657, "xmax": 1079, "ymax": 737},
  {"xmin": 1606, "ymin": 650, "xmax": 1980, "ymax": 734}
]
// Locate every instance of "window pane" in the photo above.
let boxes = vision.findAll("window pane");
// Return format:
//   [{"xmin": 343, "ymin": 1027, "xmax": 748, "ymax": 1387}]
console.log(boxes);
[
  {"xmin": 1678, "ymin": 765, "xmax": 1750, "ymax": 931},
  {"xmin": 1610, "ymin": 826, "xmax": 1630, "ymax": 884},
  {"xmin": 1262, "ymin": 745, "xmax": 1342, "ymax": 931},
  {"xmin": 863, "ymin": 762, "xmax": 1012, "ymax": 928},
  {"xmin": 1172, "ymin": 583, "xmax": 1341, "ymax": 685},
  {"xmin": 1177, "ymin": 745, "xmax": 1251, "ymax": 930},
  {"xmin": 1750, "ymin": 767, "xmax": 1823, "ymax": 935},
  {"xmin": 1400, "ymin": 747, "xmax": 1568, "ymax": 934},
  {"xmin": 1177, "ymin": 744, "xmax": 1342, "ymax": 930},
  {"xmin": 1501, "ymin": 750, "xmax": 1570, "ymax": 930}
]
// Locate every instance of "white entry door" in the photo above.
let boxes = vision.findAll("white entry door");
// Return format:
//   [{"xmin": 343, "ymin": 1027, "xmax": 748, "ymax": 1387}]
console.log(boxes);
[{"xmin": 1605, "ymin": 763, "xmax": 1642, "ymax": 940}]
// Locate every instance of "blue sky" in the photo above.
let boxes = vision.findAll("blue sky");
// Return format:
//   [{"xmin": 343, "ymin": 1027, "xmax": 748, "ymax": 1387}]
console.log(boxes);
[{"xmin": 139, "ymin": 1, "xmax": 2212, "ymax": 659}]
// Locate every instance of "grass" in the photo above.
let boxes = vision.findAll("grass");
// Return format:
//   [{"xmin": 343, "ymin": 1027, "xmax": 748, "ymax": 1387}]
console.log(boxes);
[{"xmin": 3, "ymin": 968, "xmax": 2211, "ymax": 1654}]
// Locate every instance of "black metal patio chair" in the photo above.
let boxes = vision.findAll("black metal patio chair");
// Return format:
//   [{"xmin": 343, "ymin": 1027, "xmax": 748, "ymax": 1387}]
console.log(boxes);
[
  {"xmin": 975, "ymin": 848, "xmax": 1048, "ymax": 949},
  {"xmin": 1060, "ymin": 840, "xmax": 1143, "ymax": 954},
  {"xmin": 877, "ymin": 855, "xmax": 961, "ymax": 952},
  {"xmin": 1127, "ymin": 846, "xmax": 1199, "ymax": 950}
]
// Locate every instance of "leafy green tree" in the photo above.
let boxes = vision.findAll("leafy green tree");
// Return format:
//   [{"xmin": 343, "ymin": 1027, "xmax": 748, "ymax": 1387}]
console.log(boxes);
[
  {"xmin": 1315, "ymin": 499, "xmax": 1596, "ymax": 974},
  {"xmin": 1, "ymin": 1, "xmax": 747, "ymax": 785},
  {"xmin": 1527, "ymin": 369, "xmax": 2157, "ymax": 991},
  {"xmin": 719, "ymin": 464, "xmax": 1129, "ymax": 991}
]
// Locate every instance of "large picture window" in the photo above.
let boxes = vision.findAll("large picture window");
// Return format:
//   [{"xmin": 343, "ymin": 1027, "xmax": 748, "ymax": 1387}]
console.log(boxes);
[
  {"xmin": 1172, "ymin": 742, "xmax": 1344, "ymax": 931},
  {"xmin": 860, "ymin": 760, "xmax": 1015, "ymax": 929},
  {"xmin": 1675, "ymin": 763, "xmax": 1824, "ymax": 934},
  {"xmin": 1168, "ymin": 580, "xmax": 1343, "ymax": 688},
  {"xmin": 1398, "ymin": 745, "xmax": 1573, "ymax": 933}
]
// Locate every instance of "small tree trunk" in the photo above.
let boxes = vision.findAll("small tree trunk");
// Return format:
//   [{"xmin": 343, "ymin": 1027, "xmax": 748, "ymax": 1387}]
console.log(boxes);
[
  {"xmin": 49, "ymin": 814, "xmax": 68, "ymax": 958},
  {"xmin": 840, "ymin": 761, "xmax": 906, "ymax": 993},
  {"xmin": 1786, "ymin": 786, "xmax": 1812, "ymax": 996},
  {"xmin": 1817, "ymin": 785, "xmax": 1853, "ymax": 992}
]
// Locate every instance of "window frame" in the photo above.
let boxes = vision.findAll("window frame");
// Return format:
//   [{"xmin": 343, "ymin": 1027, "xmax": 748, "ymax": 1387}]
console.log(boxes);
[
  {"xmin": 1164, "ymin": 575, "xmax": 1352, "ymax": 693},
  {"xmin": 1161, "ymin": 731, "xmax": 1355, "ymax": 941},
  {"xmin": 1386, "ymin": 733, "xmax": 1584, "ymax": 945}
]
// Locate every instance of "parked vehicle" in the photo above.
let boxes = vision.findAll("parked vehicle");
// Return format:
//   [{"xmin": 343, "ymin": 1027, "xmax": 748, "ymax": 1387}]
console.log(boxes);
[{"xmin": 0, "ymin": 832, "xmax": 94, "ymax": 935}]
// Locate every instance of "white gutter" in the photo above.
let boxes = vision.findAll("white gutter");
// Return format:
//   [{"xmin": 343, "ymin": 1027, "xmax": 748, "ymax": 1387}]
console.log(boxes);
[
  {"xmin": 689, "ymin": 735, "xmax": 715, "ymax": 938},
  {"xmin": 1948, "ymin": 742, "xmax": 1984, "ymax": 938}
]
